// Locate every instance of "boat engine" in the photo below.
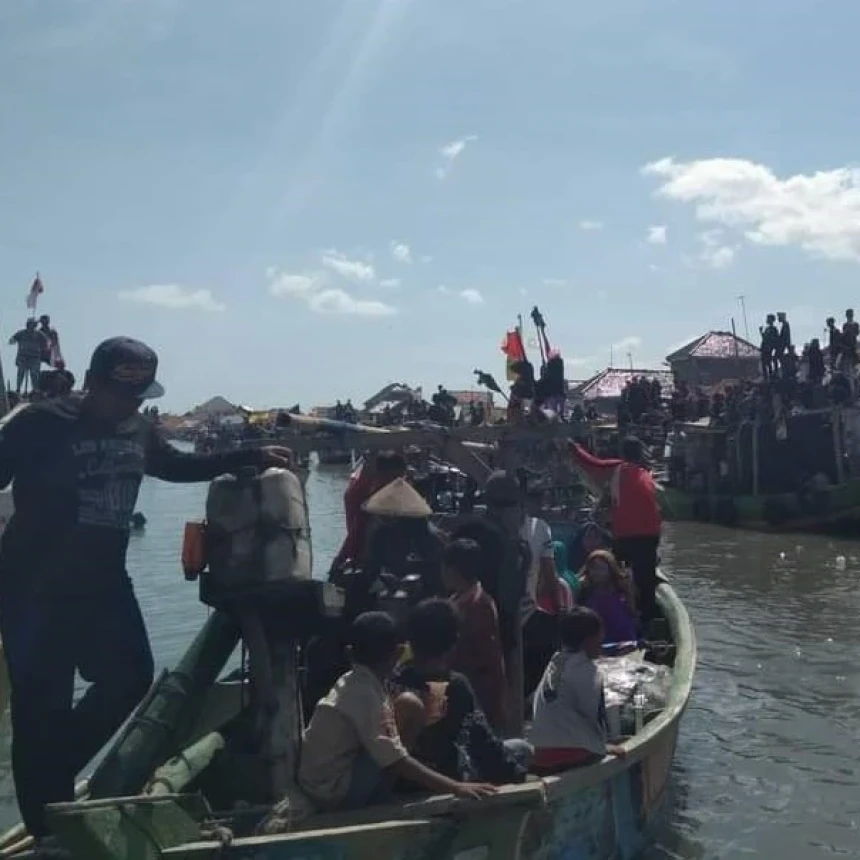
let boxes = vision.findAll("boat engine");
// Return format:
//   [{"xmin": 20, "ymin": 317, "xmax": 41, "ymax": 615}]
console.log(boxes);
[{"xmin": 195, "ymin": 466, "xmax": 342, "ymax": 803}]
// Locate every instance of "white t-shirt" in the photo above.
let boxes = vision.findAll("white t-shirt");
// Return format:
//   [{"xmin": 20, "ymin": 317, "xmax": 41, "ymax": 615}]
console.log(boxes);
[
  {"xmin": 528, "ymin": 649, "xmax": 608, "ymax": 755},
  {"xmin": 519, "ymin": 516, "xmax": 554, "ymax": 624}
]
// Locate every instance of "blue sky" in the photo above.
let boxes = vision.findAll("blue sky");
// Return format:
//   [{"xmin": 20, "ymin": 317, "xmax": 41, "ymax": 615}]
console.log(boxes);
[{"xmin": 2, "ymin": 0, "xmax": 860, "ymax": 412}]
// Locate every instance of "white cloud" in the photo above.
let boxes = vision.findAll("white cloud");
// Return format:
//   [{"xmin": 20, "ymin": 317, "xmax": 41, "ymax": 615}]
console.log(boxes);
[
  {"xmin": 459, "ymin": 288, "xmax": 484, "ymax": 305},
  {"xmin": 435, "ymin": 135, "xmax": 477, "ymax": 179},
  {"xmin": 307, "ymin": 289, "xmax": 396, "ymax": 317},
  {"xmin": 436, "ymin": 285, "xmax": 450, "ymax": 294},
  {"xmin": 390, "ymin": 241, "xmax": 412, "ymax": 264},
  {"xmin": 542, "ymin": 278, "xmax": 567, "ymax": 287},
  {"xmin": 701, "ymin": 245, "xmax": 736, "ymax": 269},
  {"xmin": 613, "ymin": 335, "xmax": 642, "ymax": 353},
  {"xmin": 321, "ymin": 252, "xmax": 376, "ymax": 283},
  {"xmin": 420, "ymin": 255, "xmax": 433, "ymax": 264},
  {"xmin": 578, "ymin": 220, "xmax": 604, "ymax": 231},
  {"xmin": 268, "ymin": 269, "xmax": 395, "ymax": 317},
  {"xmin": 379, "ymin": 278, "xmax": 402, "ymax": 288},
  {"xmin": 643, "ymin": 156, "xmax": 860, "ymax": 262},
  {"xmin": 118, "ymin": 284, "xmax": 225, "ymax": 312},
  {"xmin": 518, "ymin": 287, "xmax": 528, "ymax": 296},
  {"xmin": 269, "ymin": 272, "xmax": 321, "ymax": 298},
  {"xmin": 698, "ymin": 230, "xmax": 737, "ymax": 269},
  {"xmin": 646, "ymin": 225, "xmax": 668, "ymax": 245}
]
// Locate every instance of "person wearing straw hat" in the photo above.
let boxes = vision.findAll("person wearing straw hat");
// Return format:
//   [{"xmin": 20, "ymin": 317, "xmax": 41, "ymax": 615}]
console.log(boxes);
[
  {"xmin": 330, "ymin": 451, "xmax": 407, "ymax": 574},
  {"xmin": 350, "ymin": 477, "xmax": 445, "ymax": 618}
]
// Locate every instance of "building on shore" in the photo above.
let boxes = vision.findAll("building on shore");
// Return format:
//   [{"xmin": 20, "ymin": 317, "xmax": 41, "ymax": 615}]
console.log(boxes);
[
  {"xmin": 360, "ymin": 382, "xmax": 422, "ymax": 425},
  {"xmin": 568, "ymin": 367, "xmax": 674, "ymax": 416},
  {"xmin": 666, "ymin": 331, "xmax": 760, "ymax": 388}
]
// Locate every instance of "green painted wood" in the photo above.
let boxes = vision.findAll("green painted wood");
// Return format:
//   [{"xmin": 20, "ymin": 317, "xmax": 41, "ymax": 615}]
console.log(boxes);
[{"xmin": 45, "ymin": 795, "xmax": 206, "ymax": 860}]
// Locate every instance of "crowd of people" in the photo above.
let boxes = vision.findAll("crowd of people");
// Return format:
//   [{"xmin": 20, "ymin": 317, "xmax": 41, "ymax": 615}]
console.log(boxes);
[{"xmin": 305, "ymin": 434, "xmax": 663, "ymax": 811}]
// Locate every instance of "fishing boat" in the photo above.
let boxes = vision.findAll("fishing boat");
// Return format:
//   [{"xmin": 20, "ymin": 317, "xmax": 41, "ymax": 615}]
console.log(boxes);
[
  {"xmin": 0, "ymin": 580, "xmax": 693, "ymax": 860},
  {"xmin": 0, "ymin": 418, "xmax": 694, "ymax": 860},
  {"xmin": 659, "ymin": 406, "xmax": 860, "ymax": 531}
]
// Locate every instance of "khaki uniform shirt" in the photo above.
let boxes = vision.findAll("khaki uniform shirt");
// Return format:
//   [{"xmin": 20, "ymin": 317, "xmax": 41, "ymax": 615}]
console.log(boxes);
[{"xmin": 299, "ymin": 665, "xmax": 408, "ymax": 807}]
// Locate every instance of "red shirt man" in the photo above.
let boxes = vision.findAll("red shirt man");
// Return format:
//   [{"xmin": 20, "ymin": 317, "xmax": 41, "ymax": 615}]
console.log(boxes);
[{"xmin": 569, "ymin": 437, "xmax": 662, "ymax": 623}]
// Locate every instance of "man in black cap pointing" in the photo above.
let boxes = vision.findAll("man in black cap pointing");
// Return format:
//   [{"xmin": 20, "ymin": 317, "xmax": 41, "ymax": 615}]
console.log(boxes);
[{"xmin": 0, "ymin": 337, "xmax": 292, "ymax": 848}]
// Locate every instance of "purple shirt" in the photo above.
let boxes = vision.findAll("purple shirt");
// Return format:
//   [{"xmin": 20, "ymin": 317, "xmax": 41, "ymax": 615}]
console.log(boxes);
[{"xmin": 584, "ymin": 590, "xmax": 637, "ymax": 643}]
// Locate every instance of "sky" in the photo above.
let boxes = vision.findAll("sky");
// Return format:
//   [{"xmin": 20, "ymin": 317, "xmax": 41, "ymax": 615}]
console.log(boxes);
[{"xmin": 2, "ymin": 0, "xmax": 860, "ymax": 412}]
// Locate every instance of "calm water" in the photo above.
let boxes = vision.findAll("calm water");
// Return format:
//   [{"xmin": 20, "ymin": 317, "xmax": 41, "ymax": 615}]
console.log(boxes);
[{"xmin": 1, "ymin": 464, "xmax": 860, "ymax": 857}]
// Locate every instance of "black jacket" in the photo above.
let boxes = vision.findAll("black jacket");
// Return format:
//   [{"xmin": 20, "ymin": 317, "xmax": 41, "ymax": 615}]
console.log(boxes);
[{"xmin": 0, "ymin": 395, "xmax": 266, "ymax": 596}]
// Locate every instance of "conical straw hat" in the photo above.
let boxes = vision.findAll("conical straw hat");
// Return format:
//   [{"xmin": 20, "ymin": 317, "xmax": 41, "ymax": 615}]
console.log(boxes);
[{"xmin": 362, "ymin": 477, "xmax": 432, "ymax": 518}]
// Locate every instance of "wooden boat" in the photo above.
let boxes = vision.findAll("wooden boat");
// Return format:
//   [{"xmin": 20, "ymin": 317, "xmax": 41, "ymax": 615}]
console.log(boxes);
[
  {"xmin": 0, "ymin": 419, "xmax": 695, "ymax": 860},
  {"xmin": 659, "ymin": 407, "xmax": 860, "ymax": 532},
  {"xmin": 0, "ymin": 572, "xmax": 693, "ymax": 860}
]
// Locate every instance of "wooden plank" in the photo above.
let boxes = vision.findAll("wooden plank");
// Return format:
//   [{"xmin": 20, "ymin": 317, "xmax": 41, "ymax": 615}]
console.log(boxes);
[{"xmin": 163, "ymin": 818, "xmax": 445, "ymax": 860}]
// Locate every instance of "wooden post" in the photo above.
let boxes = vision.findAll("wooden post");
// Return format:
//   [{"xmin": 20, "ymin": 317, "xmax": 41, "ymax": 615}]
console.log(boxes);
[
  {"xmin": 752, "ymin": 420, "xmax": 760, "ymax": 497},
  {"xmin": 832, "ymin": 408, "xmax": 845, "ymax": 484}
]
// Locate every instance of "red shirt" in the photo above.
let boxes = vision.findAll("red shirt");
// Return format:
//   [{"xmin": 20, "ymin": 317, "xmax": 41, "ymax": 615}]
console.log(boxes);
[
  {"xmin": 450, "ymin": 583, "xmax": 507, "ymax": 732},
  {"xmin": 332, "ymin": 465, "xmax": 376, "ymax": 567},
  {"xmin": 571, "ymin": 444, "xmax": 661, "ymax": 538}
]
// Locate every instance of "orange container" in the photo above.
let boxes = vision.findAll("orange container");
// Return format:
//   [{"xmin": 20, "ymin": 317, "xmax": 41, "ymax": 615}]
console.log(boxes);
[{"xmin": 181, "ymin": 521, "xmax": 207, "ymax": 581}]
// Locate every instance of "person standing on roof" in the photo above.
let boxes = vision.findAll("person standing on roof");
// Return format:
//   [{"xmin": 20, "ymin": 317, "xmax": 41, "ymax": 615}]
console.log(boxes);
[
  {"xmin": 567, "ymin": 436, "xmax": 662, "ymax": 625},
  {"xmin": 0, "ymin": 336, "xmax": 292, "ymax": 847}
]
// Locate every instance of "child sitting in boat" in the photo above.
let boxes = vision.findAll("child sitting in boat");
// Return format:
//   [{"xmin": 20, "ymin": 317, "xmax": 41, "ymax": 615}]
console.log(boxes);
[
  {"xmin": 528, "ymin": 607, "xmax": 626, "ymax": 774},
  {"xmin": 578, "ymin": 550, "xmax": 638, "ymax": 645},
  {"xmin": 442, "ymin": 538, "xmax": 509, "ymax": 730},
  {"xmin": 298, "ymin": 611, "xmax": 497, "ymax": 812},
  {"xmin": 393, "ymin": 598, "xmax": 531, "ymax": 786}
]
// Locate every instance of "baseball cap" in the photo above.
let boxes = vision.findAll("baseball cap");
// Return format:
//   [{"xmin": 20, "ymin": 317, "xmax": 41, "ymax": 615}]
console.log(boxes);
[{"xmin": 88, "ymin": 337, "xmax": 165, "ymax": 400}]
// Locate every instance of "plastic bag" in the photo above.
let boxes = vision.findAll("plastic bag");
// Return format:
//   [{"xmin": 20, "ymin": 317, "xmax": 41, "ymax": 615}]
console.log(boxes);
[{"xmin": 596, "ymin": 653, "xmax": 672, "ymax": 737}]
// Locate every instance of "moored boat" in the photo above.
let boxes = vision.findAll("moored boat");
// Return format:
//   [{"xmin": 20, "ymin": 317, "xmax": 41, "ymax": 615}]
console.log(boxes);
[{"xmin": 659, "ymin": 406, "xmax": 860, "ymax": 532}]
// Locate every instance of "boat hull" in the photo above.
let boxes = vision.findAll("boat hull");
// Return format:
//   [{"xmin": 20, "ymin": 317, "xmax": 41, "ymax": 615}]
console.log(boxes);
[
  {"xmin": 659, "ymin": 480, "xmax": 860, "ymax": 532},
  {"xmin": 40, "ymin": 579, "xmax": 693, "ymax": 860}
]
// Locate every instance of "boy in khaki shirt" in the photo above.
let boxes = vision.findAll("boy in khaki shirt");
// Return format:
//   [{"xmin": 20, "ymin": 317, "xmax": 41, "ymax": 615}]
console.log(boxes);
[{"xmin": 299, "ymin": 612, "xmax": 497, "ymax": 810}]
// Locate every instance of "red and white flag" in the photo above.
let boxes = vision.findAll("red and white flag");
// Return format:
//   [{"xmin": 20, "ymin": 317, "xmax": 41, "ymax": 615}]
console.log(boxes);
[{"xmin": 25, "ymin": 273, "xmax": 44, "ymax": 310}]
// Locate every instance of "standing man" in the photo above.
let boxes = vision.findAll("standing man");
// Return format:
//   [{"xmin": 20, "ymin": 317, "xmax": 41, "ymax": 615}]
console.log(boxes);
[
  {"xmin": 568, "ymin": 437, "xmax": 662, "ymax": 625},
  {"xmin": 8, "ymin": 319, "xmax": 48, "ymax": 395},
  {"xmin": 0, "ymin": 337, "xmax": 291, "ymax": 848}
]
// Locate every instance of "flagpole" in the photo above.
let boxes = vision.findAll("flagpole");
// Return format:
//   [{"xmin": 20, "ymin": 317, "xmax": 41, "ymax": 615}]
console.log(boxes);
[{"xmin": 27, "ymin": 271, "xmax": 40, "ymax": 320}]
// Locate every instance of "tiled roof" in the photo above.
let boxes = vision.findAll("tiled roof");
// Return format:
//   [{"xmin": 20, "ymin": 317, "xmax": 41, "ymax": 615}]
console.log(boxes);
[
  {"xmin": 666, "ymin": 331, "xmax": 759, "ymax": 362},
  {"xmin": 569, "ymin": 368, "xmax": 674, "ymax": 401},
  {"xmin": 448, "ymin": 390, "xmax": 493, "ymax": 406}
]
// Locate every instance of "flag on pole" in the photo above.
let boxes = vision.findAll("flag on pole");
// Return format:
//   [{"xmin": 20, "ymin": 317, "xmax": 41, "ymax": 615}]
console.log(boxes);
[
  {"xmin": 501, "ymin": 328, "xmax": 526, "ymax": 381},
  {"xmin": 25, "ymin": 274, "xmax": 44, "ymax": 310}
]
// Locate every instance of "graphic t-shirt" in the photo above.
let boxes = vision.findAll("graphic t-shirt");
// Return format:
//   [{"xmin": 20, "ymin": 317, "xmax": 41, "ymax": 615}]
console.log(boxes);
[{"xmin": 0, "ymin": 395, "xmax": 266, "ymax": 595}]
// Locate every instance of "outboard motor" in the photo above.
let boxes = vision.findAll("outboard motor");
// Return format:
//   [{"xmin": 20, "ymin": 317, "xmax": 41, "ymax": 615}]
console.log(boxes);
[
  {"xmin": 203, "ymin": 465, "xmax": 313, "ymax": 604},
  {"xmin": 89, "ymin": 465, "xmax": 343, "ymax": 806},
  {"xmin": 196, "ymin": 466, "xmax": 342, "ymax": 801}
]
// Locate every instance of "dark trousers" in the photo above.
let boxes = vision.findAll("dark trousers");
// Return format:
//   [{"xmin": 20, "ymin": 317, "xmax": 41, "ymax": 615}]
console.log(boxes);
[
  {"xmin": 613, "ymin": 535, "xmax": 660, "ymax": 625},
  {"xmin": 0, "ymin": 579, "xmax": 154, "ymax": 836},
  {"xmin": 522, "ymin": 610, "xmax": 558, "ymax": 699}
]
